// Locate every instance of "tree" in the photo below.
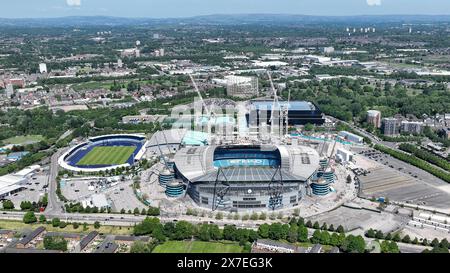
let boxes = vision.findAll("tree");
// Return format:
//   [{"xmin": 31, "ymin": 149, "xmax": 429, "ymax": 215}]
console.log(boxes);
[
  {"xmin": 133, "ymin": 207, "xmax": 140, "ymax": 215},
  {"xmin": 336, "ymin": 225, "xmax": 345, "ymax": 233},
  {"xmin": 431, "ymin": 238, "xmax": 440, "ymax": 248},
  {"xmin": 259, "ymin": 213, "xmax": 267, "ymax": 221},
  {"xmin": 258, "ymin": 224, "xmax": 270, "ymax": 239},
  {"xmin": 297, "ymin": 217, "xmax": 305, "ymax": 227},
  {"xmin": 209, "ymin": 225, "xmax": 222, "ymax": 241},
  {"xmin": 72, "ymin": 222, "xmax": 79, "ymax": 229},
  {"xmin": 287, "ymin": 226, "xmax": 298, "ymax": 243},
  {"xmin": 313, "ymin": 221, "xmax": 320, "ymax": 229},
  {"xmin": 402, "ymin": 235, "xmax": 411, "ymax": 244},
  {"xmin": 198, "ymin": 224, "xmax": 211, "ymax": 241},
  {"xmin": 20, "ymin": 201, "xmax": 32, "ymax": 211},
  {"xmin": 311, "ymin": 230, "xmax": 322, "ymax": 244},
  {"xmin": 120, "ymin": 208, "xmax": 125, "ymax": 214},
  {"xmin": 321, "ymin": 223, "xmax": 328, "ymax": 231},
  {"xmin": 328, "ymin": 224, "xmax": 335, "ymax": 232},
  {"xmin": 51, "ymin": 218, "xmax": 60, "ymax": 227},
  {"xmin": 297, "ymin": 225, "xmax": 308, "ymax": 242},
  {"xmin": 341, "ymin": 235, "xmax": 366, "ymax": 253},
  {"xmin": 381, "ymin": 240, "xmax": 400, "ymax": 253},
  {"xmin": 268, "ymin": 223, "xmax": 284, "ymax": 240},
  {"xmin": 44, "ymin": 236, "xmax": 67, "ymax": 252},
  {"xmin": 39, "ymin": 214, "xmax": 46, "ymax": 223},
  {"xmin": 94, "ymin": 221, "xmax": 101, "ymax": 229},
  {"xmin": 130, "ymin": 240, "xmax": 156, "ymax": 253},
  {"xmin": 392, "ymin": 233, "xmax": 401, "ymax": 242},
  {"xmin": 141, "ymin": 208, "xmax": 147, "ymax": 215},
  {"xmin": 216, "ymin": 212, "xmax": 224, "ymax": 220},
  {"xmin": 384, "ymin": 233, "xmax": 392, "ymax": 241},
  {"xmin": 304, "ymin": 123, "xmax": 314, "ymax": 132},
  {"xmin": 2, "ymin": 200, "xmax": 14, "ymax": 210},
  {"xmin": 439, "ymin": 238, "xmax": 449, "ymax": 249},
  {"xmin": 23, "ymin": 211, "xmax": 37, "ymax": 224},
  {"xmin": 223, "ymin": 225, "xmax": 237, "ymax": 241},
  {"xmin": 330, "ymin": 232, "xmax": 341, "ymax": 246},
  {"xmin": 375, "ymin": 230, "xmax": 384, "ymax": 240}
]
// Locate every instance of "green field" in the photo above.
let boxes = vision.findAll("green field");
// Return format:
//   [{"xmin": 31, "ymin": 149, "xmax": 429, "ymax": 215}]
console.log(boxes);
[
  {"xmin": 76, "ymin": 146, "xmax": 135, "ymax": 166},
  {"xmin": 3, "ymin": 135, "xmax": 45, "ymax": 145},
  {"xmin": 152, "ymin": 241, "xmax": 243, "ymax": 253}
]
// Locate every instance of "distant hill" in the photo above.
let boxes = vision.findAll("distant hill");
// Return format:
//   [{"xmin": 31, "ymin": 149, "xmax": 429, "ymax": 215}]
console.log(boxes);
[{"xmin": 1, "ymin": 14, "xmax": 450, "ymax": 27}]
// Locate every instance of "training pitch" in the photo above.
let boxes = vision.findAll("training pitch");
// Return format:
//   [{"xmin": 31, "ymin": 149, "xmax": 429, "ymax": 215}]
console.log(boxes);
[
  {"xmin": 76, "ymin": 146, "xmax": 135, "ymax": 166},
  {"xmin": 152, "ymin": 241, "xmax": 243, "ymax": 253}
]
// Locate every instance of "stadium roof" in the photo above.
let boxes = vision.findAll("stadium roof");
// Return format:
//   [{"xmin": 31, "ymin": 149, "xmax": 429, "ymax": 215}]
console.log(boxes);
[
  {"xmin": 174, "ymin": 144, "xmax": 319, "ymax": 183},
  {"xmin": 192, "ymin": 167, "xmax": 304, "ymax": 183}
]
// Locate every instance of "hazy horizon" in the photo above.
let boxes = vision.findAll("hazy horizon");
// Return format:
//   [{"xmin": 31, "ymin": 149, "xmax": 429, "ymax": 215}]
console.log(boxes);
[{"xmin": 1, "ymin": 0, "xmax": 450, "ymax": 19}]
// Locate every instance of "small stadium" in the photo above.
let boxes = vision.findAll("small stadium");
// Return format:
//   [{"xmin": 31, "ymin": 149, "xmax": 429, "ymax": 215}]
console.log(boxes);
[{"xmin": 58, "ymin": 134, "xmax": 147, "ymax": 173}]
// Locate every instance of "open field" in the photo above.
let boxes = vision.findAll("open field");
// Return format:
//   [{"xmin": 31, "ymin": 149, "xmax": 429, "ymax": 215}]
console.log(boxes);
[
  {"xmin": 152, "ymin": 241, "xmax": 243, "ymax": 253},
  {"xmin": 77, "ymin": 146, "xmax": 135, "ymax": 166},
  {"xmin": 3, "ymin": 135, "xmax": 45, "ymax": 145},
  {"xmin": 0, "ymin": 219, "xmax": 133, "ymax": 235}
]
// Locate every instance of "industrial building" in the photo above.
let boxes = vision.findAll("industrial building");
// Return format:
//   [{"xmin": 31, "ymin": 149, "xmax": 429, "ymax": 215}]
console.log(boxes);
[
  {"xmin": 0, "ymin": 166, "xmax": 39, "ymax": 199},
  {"xmin": 338, "ymin": 131, "xmax": 363, "ymax": 144}
]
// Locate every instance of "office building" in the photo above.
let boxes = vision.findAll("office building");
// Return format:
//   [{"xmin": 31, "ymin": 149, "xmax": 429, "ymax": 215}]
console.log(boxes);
[
  {"xmin": 367, "ymin": 110, "xmax": 381, "ymax": 128},
  {"xmin": 401, "ymin": 120, "xmax": 423, "ymax": 135},
  {"xmin": 382, "ymin": 118, "xmax": 400, "ymax": 136}
]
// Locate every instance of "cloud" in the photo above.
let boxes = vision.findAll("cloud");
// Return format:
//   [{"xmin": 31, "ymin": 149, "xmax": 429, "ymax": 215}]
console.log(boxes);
[
  {"xmin": 66, "ymin": 0, "xmax": 81, "ymax": 7},
  {"xmin": 366, "ymin": 0, "xmax": 382, "ymax": 6}
]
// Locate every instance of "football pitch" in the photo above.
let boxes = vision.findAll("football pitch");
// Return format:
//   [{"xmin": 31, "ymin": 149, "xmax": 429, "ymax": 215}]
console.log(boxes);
[
  {"xmin": 152, "ymin": 241, "xmax": 243, "ymax": 253},
  {"xmin": 76, "ymin": 146, "xmax": 136, "ymax": 166}
]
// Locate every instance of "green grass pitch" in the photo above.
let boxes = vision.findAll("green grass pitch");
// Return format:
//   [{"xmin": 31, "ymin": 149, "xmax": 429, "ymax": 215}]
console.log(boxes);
[
  {"xmin": 76, "ymin": 146, "xmax": 136, "ymax": 166},
  {"xmin": 152, "ymin": 241, "xmax": 243, "ymax": 253}
]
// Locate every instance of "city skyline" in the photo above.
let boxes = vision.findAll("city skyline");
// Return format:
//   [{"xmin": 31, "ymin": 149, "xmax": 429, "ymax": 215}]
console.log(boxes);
[{"xmin": 1, "ymin": 0, "xmax": 450, "ymax": 18}]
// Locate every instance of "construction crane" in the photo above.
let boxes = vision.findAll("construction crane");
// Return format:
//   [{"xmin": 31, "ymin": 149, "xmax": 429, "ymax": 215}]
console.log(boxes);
[
  {"xmin": 189, "ymin": 73, "xmax": 214, "ymax": 119},
  {"xmin": 267, "ymin": 71, "xmax": 282, "ymax": 137},
  {"xmin": 282, "ymin": 88, "xmax": 291, "ymax": 137}
]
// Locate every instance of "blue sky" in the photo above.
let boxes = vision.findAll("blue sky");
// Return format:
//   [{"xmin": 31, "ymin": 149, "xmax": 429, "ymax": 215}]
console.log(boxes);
[{"xmin": 2, "ymin": 0, "xmax": 450, "ymax": 18}]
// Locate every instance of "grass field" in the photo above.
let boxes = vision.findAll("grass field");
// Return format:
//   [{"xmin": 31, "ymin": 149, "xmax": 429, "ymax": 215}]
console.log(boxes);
[
  {"xmin": 76, "ymin": 146, "xmax": 136, "ymax": 166},
  {"xmin": 0, "ymin": 219, "xmax": 133, "ymax": 235},
  {"xmin": 3, "ymin": 135, "xmax": 45, "ymax": 145},
  {"xmin": 152, "ymin": 241, "xmax": 243, "ymax": 253}
]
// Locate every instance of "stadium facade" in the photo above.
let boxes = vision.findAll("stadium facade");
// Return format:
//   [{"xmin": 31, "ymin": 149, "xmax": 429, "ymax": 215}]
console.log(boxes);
[{"xmin": 173, "ymin": 144, "xmax": 320, "ymax": 211}]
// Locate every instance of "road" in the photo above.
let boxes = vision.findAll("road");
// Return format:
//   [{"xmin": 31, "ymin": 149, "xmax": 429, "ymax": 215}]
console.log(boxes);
[{"xmin": 44, "ymin": 148, "xmax": 67, "ymax": 215}]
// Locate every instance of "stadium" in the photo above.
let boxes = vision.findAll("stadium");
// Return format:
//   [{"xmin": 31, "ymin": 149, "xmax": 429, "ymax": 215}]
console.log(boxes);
[
  {"xmin": 172, "ymin": 143, "xmax": 320, "ymax": 211},
  {"xmin": 58, "ymin": 134, "xmax": 147, "ymax": 173}
]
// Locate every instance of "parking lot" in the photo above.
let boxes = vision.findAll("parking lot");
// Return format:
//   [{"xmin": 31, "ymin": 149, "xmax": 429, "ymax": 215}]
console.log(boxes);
[
  {"xmin": 358, "ymin": 149, "xmax": 446, "ymax": 186},
  {"xmin": 356, "ymin": 149, "xmax": 450, "ymax": 209},
  {"xmin": 308, "ymin": 206, "xmax": 406, "ymax": 233},
  {"xmin": 107, "ymin": 184, "xmax": 146, "ymax": 212},
  {"xmin": 8, "ymin": 174, "xmax": 49, "ymax": 207}
]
